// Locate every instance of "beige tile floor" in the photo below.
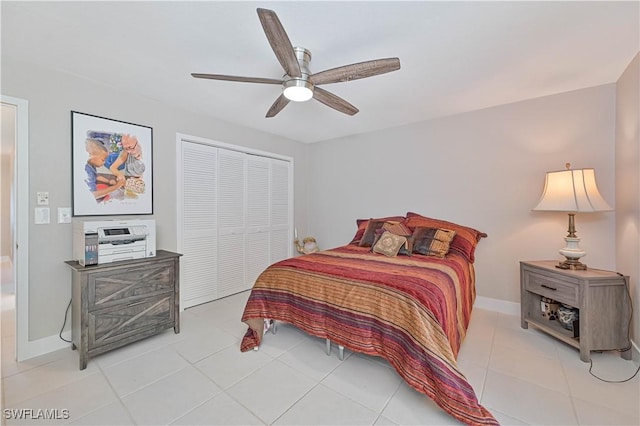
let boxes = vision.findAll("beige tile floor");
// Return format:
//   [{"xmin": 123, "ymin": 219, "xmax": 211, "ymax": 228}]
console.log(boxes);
[{"xmin": 1, "ymin": 260, "xmax": 638, "ymax": 425}]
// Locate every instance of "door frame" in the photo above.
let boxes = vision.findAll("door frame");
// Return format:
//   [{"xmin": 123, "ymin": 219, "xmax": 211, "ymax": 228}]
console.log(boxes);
[{"xmin": 1, "ymin": 95, "xmax": 30, "ymax": 361}]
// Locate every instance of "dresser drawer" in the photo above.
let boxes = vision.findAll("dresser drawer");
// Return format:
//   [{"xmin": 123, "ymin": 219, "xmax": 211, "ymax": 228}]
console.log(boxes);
[
  {"xmin": 524, "ymin": 270, "xmax": 578, "ymax": 306},
  {"xmin": 88, "ymin": 293, "xmax": 175, "ymax": 349},
  {"xmin": 87, "ymin": 260, "xmax": 175, "ymax": 309}
]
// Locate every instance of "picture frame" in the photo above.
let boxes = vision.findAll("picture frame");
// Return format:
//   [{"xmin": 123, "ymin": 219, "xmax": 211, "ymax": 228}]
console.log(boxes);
[{"xmin": 71, "ymin": 111, "xmax": 153, "ymax": 216}]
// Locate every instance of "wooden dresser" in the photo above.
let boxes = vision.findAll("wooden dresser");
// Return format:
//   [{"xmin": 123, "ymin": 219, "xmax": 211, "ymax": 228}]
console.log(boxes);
[{"xmin": 65, "ymin": 250, "xmax": 181, "ymax": 369}]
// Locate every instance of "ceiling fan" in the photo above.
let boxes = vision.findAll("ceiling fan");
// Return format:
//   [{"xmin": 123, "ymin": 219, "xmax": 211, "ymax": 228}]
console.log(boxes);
[{"xmin": 191, "ymin": 8, "xmax": 401, "ymax": 118}]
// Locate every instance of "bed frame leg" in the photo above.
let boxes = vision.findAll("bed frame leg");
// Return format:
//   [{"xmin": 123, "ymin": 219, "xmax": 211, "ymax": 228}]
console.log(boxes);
[
  {"xmin": 264, "ymin": 319, "xmax": 277, "ymax": 335},
  {"xmin": 324, "ymin": 339, "xmax": 344, "ymax": 360}
]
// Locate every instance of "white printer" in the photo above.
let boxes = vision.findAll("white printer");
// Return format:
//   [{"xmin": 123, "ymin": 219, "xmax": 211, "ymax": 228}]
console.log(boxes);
[{"xmin": 73, "ymin": 219, "xmax": 156, "ymax": 266}]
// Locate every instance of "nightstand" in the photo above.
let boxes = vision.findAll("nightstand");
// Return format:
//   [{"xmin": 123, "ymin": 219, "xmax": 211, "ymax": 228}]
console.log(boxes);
[{"xmin": 520, "ymin": 261, "xmax": 631, "ymax": 362}]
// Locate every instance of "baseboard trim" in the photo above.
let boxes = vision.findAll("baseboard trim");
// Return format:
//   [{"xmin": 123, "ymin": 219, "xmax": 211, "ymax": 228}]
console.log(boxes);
[
  {"xmin": 17, "ymin": 331, "xmax": 71, "ymax": 362},
  {"xmin": 474, "ymin": 295, "xmax": 520, "ymax": 316}
]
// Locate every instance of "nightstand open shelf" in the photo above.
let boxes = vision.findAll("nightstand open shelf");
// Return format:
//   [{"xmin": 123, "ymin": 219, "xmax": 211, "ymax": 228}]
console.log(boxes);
[
  {"xmin": 520, "ymin": 260, "xmax": 631, "ymax": 362},
  {"xmin": 524, "ymin": 316, "xmax": 579, "ymax": 348}
]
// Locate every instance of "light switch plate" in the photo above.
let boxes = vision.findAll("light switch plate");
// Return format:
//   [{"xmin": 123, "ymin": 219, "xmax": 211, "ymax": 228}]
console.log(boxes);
[
  {"xmin": 58, "ymin": 207, "xmax": 71, "ymax": 224},
  {"xmin": 35, "ymin": 207, "xmax": 50, "ymax": 224}
]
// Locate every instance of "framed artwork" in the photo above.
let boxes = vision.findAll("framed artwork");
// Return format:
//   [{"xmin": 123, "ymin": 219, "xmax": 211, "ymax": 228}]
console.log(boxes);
[{"xmin": 71, "ymin": 111, "xmax": 153, "ymax": 216}]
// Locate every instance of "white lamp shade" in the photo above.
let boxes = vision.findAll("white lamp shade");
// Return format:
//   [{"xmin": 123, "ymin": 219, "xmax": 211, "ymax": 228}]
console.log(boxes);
[{"xmin": 533, "ymin": 168, "xmax": 612, "ymax": 212}]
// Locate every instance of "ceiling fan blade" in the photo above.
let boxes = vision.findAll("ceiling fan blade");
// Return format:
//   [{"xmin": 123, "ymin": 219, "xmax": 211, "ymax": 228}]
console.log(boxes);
[
  {"xmin": 257, "ymin": 8, "xmax": 301, "ymax": 78},
  {"xmin": 191, "ymin": 73, "xmax": 282, "ymax": 85},
  {"xmin": 313, "ymin": 87, "xmax": 359, "ymax": 116},
  {"xmin": 266, "ymin": 94, "xmax": 290, "ymax": 118},
  {"xmin": 311, "ymin": 58, "xmax": 401, "ymax": 85}
]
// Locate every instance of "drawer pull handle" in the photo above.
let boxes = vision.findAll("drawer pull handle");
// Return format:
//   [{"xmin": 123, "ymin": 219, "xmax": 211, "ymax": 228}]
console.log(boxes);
[{"xmin": 541, "ymin": 284, "xmax": 557, "ymax": 291}]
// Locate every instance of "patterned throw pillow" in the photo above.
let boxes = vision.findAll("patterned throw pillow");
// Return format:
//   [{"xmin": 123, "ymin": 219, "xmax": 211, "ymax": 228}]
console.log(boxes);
[
  {"xmin": 359, "ymin": 220, "xmax": 386, "ymax": 247},
  {"xmin": 350, "ymin": 216, "xmax": 406, "ymax": 245},
  {"xmin": 382, "ymin": 221, "xmax": 411, "ymax": 236},
  {"xmin": 405, "ymin": 212, "xmax": 486, "ymax": 262},
  {"xmin": 411, "ymin": 227, "xmax": 456, "ymax": 258},
  {"xmin": 369, "ymin": 221, "xmax": 412, "ymax": 249},
  {"xmin": 382, "ymin": 221, "xmax": 413, "ymax": 255},
  {"xmin": 372, "ymin": 231, "xmax": 408, "ymax": 257}
]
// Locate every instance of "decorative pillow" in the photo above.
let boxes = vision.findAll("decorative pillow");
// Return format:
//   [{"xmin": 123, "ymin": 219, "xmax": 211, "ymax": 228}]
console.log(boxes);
[
  {"xmin": 369, "ymin": 221, "xmax": 412, "ymax": 250},
  {"xmin": 350, "ymin": 216, "xmax": 405, "ymax": 245},
  {"xmin": 369, "ymin": 227, "xmax": 387, "ymax": 249},
  {"xmin": 372, "ymin": 231, "xmax": 408, "ymax": 257},
  {"xmin": 382, "ymin": 221, "xmax": 413, "ymax": 255},
  {"xmin": 382, "ymin": 221, "xmax": 412, "ymax": 236},
  {"xmin": 405, "ymin": 212, "xmax": 486, "ymax": 262},
  {"xmin": 411, "ymin": 227, "xmax": 456, "ymax": 258},
  {"xmin": 398, "ymin": 235, "xmax": 414, "ymax": 256},
  {"xmin": 359, "ymin": 220, "xmax": 386, "ymax": 247}
]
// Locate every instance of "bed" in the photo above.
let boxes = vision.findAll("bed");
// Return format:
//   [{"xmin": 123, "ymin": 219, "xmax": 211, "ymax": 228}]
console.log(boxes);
[{"xmin": 240, "ymin": 212, "xmax": 497, "ymax": 425}]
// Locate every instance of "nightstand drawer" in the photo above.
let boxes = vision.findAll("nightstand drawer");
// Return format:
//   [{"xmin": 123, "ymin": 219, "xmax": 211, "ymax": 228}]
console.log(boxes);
[{"xmin": 524, "ymin": 271, "xmax": 578, "ymax": 306}]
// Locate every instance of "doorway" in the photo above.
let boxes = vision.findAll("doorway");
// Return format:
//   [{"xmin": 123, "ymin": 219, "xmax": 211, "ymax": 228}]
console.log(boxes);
[{"xmin": 1, "ymin": 95, "xmax": 29, "ymax": 362}]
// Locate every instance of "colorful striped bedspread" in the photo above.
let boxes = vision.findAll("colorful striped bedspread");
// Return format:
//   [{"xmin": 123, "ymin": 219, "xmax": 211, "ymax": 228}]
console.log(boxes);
[{"xmin": 240, "ymin": 244, "xmax": 497, "ymax": 425}]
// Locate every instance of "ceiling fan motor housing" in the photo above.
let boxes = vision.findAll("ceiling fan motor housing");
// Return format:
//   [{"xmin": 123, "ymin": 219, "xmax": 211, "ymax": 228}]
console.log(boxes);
[{"xmin": 283, "ymin": 47, "xmax": 314, "ymax": 101}]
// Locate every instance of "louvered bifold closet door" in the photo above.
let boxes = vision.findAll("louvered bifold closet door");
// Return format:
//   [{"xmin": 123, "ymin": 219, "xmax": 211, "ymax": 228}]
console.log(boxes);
[
  {"xmin": 217, "ymin": 149, "xmax": 246, "ymax": 298},
  {"xmin": 270, "ymin": 159, "xmax": 291, "ymax": 263},
  {"xmin": 246, "ymin": 155, "xmax": 271, "ymax": 287},
  {"xmin": 181, "ymin": 142, "xmax": 218, "ymax": 308}
]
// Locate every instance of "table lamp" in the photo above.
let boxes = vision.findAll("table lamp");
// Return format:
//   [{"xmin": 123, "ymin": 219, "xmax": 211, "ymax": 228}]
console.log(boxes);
[{"xmin": 532, "ymin": 163, "xmax": 612, "ymax": 270}]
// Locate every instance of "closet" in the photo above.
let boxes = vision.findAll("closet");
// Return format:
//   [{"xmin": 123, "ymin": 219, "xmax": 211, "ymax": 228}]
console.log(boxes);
[{"xmin": 177, "ymin": 135, "xmax": 293, "ymax": 308}]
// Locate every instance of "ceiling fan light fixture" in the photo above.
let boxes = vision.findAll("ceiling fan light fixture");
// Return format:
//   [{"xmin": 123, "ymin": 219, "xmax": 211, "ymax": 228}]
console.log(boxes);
[{"xmin": 283, "ymin": 78, "xmax": 314, "ymax": 102}]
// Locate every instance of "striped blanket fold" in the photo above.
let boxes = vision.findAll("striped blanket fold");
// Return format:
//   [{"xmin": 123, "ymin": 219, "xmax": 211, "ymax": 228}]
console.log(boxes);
[{"xmin": 241, "ymin": 245, "xmax": 497, "ymax": 426}]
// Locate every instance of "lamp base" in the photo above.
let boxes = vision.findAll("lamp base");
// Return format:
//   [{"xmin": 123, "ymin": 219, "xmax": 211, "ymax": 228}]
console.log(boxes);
[
  {"xmin": 557, "ymin": 236, "xmax": 587, "ymax": 270},
  {"xmin": 556, "ymin": 259, "xmax": 587, "ymax": 270}
]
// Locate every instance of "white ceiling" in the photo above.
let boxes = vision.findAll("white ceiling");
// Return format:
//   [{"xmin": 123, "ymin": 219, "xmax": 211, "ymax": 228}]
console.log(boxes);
[{"xmin": 2, "ymin": 1, "xmax": 638, "ymax": 143}]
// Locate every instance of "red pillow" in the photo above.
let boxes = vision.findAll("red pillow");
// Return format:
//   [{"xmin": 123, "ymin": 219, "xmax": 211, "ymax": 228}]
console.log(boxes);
[
  {"xmin": 349, "ymin": 216, "xmax": 406, "ymax": 245},
  {"xmin": 404, "ymin": 212, "xmax": 486, "ymax": 262}
]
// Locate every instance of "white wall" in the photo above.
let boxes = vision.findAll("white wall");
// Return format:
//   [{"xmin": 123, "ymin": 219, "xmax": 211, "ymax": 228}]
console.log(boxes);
[
  {"xmin": 615, "ymin": 53, "xmax": 639, "ymax": 350},
  {"xmin": 2, "ymin": 58, "xmax": 309, "ymax": 341},
  {"xmin": 307, "ymin": 85, "xmax": 617, "ymax": 303}
]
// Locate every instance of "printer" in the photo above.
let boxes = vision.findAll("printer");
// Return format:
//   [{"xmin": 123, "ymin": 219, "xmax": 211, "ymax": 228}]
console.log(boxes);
[{"xmin": 73, "ymin": 219, "xmax": 156, "ymax": 266}]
